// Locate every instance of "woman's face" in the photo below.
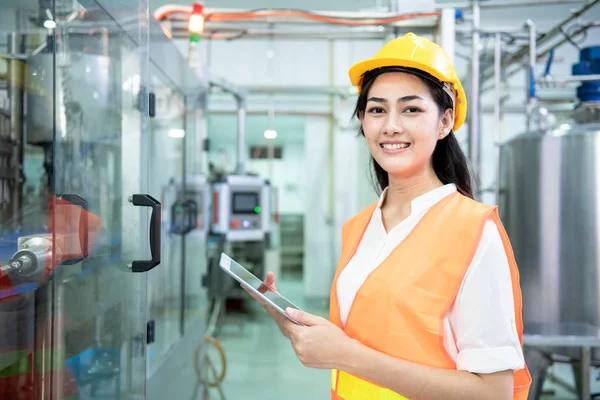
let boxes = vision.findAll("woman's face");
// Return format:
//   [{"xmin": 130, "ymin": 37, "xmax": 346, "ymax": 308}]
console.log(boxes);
[{"xmin": 360, "ymin": 72, "xmax": 453, "ymax": 180}]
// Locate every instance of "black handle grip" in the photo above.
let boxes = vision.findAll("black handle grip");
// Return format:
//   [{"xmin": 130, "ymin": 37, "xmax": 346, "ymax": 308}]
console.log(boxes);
[
  {"xmin": 149, "ymin": 92, "xmax": 156, "ymax": 118},
  {"xmin": 131, "ymin": 194, "xmax": 161, "ymax": 273}
]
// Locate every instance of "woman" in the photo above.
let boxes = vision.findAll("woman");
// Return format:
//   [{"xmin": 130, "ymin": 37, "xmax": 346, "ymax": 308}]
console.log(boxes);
[{"xmin": 252, "ymin": 32, "xmax": 531, "ymax": 400}]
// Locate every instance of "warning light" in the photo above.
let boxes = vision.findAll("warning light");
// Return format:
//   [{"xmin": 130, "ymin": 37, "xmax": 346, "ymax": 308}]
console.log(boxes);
[
  {"xmin": 188, "ymin": 3, "xmax": 205, "ymax": 35},
  {"xmin": 254, "ymin": 206, "xmax": 261, "ymax": 214}
]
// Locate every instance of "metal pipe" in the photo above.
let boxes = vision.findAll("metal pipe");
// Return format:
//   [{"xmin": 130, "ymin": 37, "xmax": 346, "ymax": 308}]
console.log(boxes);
[
  {"xmin": 439, "ymin": 8, "xmax": 456, "ymax": 62},
  {"xmin": 581, "ymin": 347, "xmax": 592, "ymax": 400},
  {"xmin": 480, "ymin": 0, "xmax": 600, "ymax": 90},
  {"xmin": 469, "ymin": 0, "xmax": 481, "ymax": 193},
  {"xmin": 443, "ymin": 0, "xmax": 585, "ymax": 7},
  {"xmin": 493, "ymin": 32, "xmax": 502, "ymax": 205},
  {"xmin": 236, "ymin": 97, "xmax": 247, "ymax": 175},
  {"xmin": 541, "ymin": 74, "xmax": 600, "ymax": 83},
  {"xmin": 327, "ymin": 39, "xmax": 335, "ymax": 227},
  {"xmin": 208, "ymin": 75, "xmax": 248, "ymax": 174},
  {"xmin": 526, "ymin": 19, "xmax": 537, "ymax": 132},
  {"xmin": 166, "ymin": 27, "xmax": 396, "ymax": 41},
  {"xmin": 155, "ymin": 6, "xmax": 439, "ymax": 21},
  {"xmin": 8, "ymin": 33, "xmax": 24, "ymax": 228},
  {"xmin": 153, "ymin": 0, "xmax": 585, "ymax": 21}
]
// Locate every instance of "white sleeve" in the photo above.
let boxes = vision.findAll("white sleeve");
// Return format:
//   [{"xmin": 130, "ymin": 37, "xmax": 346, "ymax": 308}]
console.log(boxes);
[{"xmin": 449, "ymin": 219, "xmax": 526, "ymax": 374}]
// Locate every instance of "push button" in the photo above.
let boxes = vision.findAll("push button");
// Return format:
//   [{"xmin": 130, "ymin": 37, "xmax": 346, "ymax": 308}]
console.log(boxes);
[{"xmin": 231, "ymin": 220, "xmax": 240, "ymax": 229}]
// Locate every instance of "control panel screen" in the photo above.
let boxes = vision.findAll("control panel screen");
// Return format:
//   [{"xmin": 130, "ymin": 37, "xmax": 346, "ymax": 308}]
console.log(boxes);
[{"xmin": 232, "ymin": 192, "xmax": 260, "ymax": 214}]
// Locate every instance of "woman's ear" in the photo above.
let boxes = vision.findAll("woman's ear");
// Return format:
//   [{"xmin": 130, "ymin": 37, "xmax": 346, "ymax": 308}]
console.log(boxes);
[{"xmin": 438, "ymin": 109, "xmax": 454, "ymax": 139}]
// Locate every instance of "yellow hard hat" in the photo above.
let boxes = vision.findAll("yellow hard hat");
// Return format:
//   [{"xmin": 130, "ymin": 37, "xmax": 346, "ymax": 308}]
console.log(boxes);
[{"xmin": 348, "ymin": 32, "xmax": 467, "ymax": 132}]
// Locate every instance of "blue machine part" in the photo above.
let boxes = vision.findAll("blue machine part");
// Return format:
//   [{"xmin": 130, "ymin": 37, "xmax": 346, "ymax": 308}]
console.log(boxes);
[{"xmin": 572, "ymin": 45, "xmax": 600, "ymax": 103}]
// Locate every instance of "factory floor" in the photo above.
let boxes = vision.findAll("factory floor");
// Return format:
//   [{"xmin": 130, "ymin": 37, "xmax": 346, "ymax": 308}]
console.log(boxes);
[{"xmin": 200, "ymin": 271, "xmax": 596, "ymax": 400}]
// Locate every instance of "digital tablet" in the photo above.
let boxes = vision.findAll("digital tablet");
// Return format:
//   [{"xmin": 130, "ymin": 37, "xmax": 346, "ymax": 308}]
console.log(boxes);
[{"xmin": 219, "ymin": 253, "xmax": 305, "ymax": 326}]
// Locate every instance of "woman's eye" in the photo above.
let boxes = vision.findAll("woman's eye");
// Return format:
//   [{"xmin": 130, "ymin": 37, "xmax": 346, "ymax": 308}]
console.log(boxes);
[
  {"xmin": 404, "ymin": 107, "xmax": 421, "ymax": 113},
  {"xmin": 368, "ymin": 107, "xmax": 385, "ymax": 114}
]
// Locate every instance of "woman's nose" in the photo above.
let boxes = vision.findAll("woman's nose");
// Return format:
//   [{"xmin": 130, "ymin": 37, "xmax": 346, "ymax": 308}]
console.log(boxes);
[{"xmin": 382, "ymin": 114, "xmax": 403, "ymax": 136}]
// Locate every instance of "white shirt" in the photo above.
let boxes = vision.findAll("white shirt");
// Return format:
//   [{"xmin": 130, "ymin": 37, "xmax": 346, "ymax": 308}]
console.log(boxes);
[{"xmin": 336, "ymin": 184, "xmax": 525, "ymax": 374}]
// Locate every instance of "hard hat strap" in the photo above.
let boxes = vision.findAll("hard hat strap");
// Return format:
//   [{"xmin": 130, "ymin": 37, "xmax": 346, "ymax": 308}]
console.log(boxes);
[{"xmin": 441, "ymin": 82, "xmax": 456, "ymax": 131}]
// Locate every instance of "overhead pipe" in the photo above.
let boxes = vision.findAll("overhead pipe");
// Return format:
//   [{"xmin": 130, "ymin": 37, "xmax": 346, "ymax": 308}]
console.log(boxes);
[
  {"xmin": 480, "ymin": 0, "xmax": 600, "ymax": 90},
  {"xmin": 469, "ymin": 0, "xmax": 481, "ymax": 195},
  {"xmin": 153, "ymin": 0, "xmax": 585, "ymax": 21},
  {"xmin": 493, "ymin": 32, "xmax": 502, "ymax": 205},
  {"xmin": 236, "ymin": 97, "xmax": 246, "ymax": 175},
  {"xmin": 525, "ymin": 19, "xmax": 537, "ymax": 132},
  {"xmin": 481, "ymin": 21, "xmax": 599, "ymax": 92},
  {"xmin": 163, "ymin": 23, "xmax": 395, "ymax": 40},
  {"xmin": 445, "ymin": 0, "xmax": 584, "ymax": 7},
  {"xmin": 208, "ymin": 75, "xmax": 248, "ymax": 174},
  {"xmin": 153, "ymin": 5, "xmax": 440, "ymax": 25}
]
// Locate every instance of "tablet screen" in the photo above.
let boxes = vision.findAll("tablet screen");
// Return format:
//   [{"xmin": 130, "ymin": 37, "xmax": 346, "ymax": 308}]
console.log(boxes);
[{"xmin": 221, "ymin": 254, "xmax": 301, "ymax": 313}]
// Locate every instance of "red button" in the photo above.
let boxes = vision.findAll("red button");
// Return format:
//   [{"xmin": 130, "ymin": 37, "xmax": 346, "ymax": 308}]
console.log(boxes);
[{"xmin": 231, "ymin": 220, "xmax": 240, "ymax": 228}]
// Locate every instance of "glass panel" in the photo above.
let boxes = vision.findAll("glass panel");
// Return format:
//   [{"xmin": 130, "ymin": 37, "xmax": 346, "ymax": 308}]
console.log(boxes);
[
  {"xmin": 0, "ymin": 0, "xmax": 150, "ymax": 398},
  {"xmin": 183, "ymin": 95, "xmax": 209, "ymax": 329},
  {"xmin": 146, "ymin": 66, "xmax": 184, "ymax": 373}
]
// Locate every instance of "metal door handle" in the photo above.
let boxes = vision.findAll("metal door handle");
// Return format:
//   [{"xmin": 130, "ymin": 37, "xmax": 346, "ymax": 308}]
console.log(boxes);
[{"xmin": 130, "ymin": 194, "xmax": 161, "ymax": 272}]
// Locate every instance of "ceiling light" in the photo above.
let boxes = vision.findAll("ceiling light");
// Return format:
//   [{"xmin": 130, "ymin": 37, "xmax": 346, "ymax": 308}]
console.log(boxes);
[
  {"xmin": 43, "ymin": 20, "xmax": 56, "ymax": 29},
  {"xmin": 264, "ymin": 129, "xmax": 277, "ymax": 139},
  {"xmin": 168, "ymin": 129, "xmax": 185, "ymax": 138}
]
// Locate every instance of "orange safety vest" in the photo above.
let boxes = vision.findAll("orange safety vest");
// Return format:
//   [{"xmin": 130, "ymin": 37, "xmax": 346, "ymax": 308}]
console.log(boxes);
[{"xmin": 329, "ymin": 192, "xmax": 531, "ymax": 400}]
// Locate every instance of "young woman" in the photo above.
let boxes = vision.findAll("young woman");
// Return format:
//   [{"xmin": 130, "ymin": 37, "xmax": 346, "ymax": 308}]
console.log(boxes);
[{"xmin": 251, "ymin": 32, "xmax": 531, "ymax": 400}]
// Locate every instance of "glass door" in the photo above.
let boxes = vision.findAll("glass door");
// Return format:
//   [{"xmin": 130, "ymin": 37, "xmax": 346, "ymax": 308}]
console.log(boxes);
[
  {"xmin": 0, "ymin": 0, "xmax": 153, "ymax": 398},
  {"xmin": 146, "ymin": 65, "xmax": 185, "ymax": 374}
]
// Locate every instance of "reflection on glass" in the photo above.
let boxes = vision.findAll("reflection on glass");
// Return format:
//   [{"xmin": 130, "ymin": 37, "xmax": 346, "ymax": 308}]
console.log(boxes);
[
  {"xmin": 147, "ymin": 68, "xmax": 185, "ymax": 373},
  {"xmin": 184, "ymin": 106, "xmax": 209, "ymax": 328},
  {"xmin": 1, "ymin": 1, "xmax": 149, "ymax": 398}
]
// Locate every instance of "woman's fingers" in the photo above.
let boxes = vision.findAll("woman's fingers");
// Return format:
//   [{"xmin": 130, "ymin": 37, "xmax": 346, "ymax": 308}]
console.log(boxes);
[
  {"xmin": 257, "ymin": 271, "xmax": 278, "ymax": 294},
  {"xmin": 240, "ymin": 282, "xmax": 291, "ymax": 338}
]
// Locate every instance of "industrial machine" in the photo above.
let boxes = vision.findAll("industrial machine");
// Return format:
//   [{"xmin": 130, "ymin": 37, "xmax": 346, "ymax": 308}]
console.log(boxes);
[
  {"xmin": 498, "ymin": 45, "xmax": 600, "ymax": 363},
  {"xmin": 211, "ymin": 174, "xmax": 271, "ymax": 243},
  {"xmin": 0, "ymin": 0, "xmax": 215, "ymax": 398},
  {"xmin": 205, "ymin": 174, "xmax": 272, "ymax": 322}
]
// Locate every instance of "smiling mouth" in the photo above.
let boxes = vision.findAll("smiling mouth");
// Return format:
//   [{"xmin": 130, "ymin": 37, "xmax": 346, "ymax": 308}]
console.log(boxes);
[{"xmin": 381, "ymin": 143, "xmax": 410, "ymax": 150}]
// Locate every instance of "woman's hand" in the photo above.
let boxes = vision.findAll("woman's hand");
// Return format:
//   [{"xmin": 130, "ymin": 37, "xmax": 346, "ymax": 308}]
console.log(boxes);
[{"xmin": 284, "ymin": 308, "xmax": 355, "ymax": 370}]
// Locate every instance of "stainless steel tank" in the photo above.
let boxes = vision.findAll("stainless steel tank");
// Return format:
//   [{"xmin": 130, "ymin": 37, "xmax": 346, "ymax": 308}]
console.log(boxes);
[
  {"xmin": 498, "ymin": 45, "xmax": 600, "ymax": 361},
  {"xmin": 499, "ymin": 120, "xmax": 600, "ymax": 328}
]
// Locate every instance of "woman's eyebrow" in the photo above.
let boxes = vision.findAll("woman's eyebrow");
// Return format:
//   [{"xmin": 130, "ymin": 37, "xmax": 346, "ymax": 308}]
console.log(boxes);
[{"xmin": 366, "ymin": 95, "xmax": 425, "ymax": 103}]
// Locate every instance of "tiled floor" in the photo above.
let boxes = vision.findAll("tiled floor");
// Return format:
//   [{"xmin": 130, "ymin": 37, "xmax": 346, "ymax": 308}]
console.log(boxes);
[
  {"xmin": 213, "ymin": 273, "xmax": 330, "ymax": 399},
  {"xmin": 196, "ymin": 274, "xmax": 598, "ymax": 400}
]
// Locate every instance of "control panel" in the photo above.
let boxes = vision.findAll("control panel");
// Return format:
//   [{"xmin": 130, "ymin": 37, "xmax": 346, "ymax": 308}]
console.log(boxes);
[{"xmin": 211, "ymin": 175, "xmax": 270, "ymax": 242}]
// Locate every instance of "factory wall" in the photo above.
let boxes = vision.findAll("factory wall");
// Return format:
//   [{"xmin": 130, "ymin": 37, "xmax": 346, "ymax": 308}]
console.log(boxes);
[
  {"xmin": 245, "ymin": 144, "xmax": 306, "ymax": 215},
  {"xmin": 172, "ymin": 1, "xmax": 600, "ymax": 299}
]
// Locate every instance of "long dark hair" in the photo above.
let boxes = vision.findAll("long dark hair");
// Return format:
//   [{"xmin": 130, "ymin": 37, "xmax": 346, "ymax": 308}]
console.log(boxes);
[{"xmin": 352, "ymin": 66, "xmax": 473, "ymax": 199}]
